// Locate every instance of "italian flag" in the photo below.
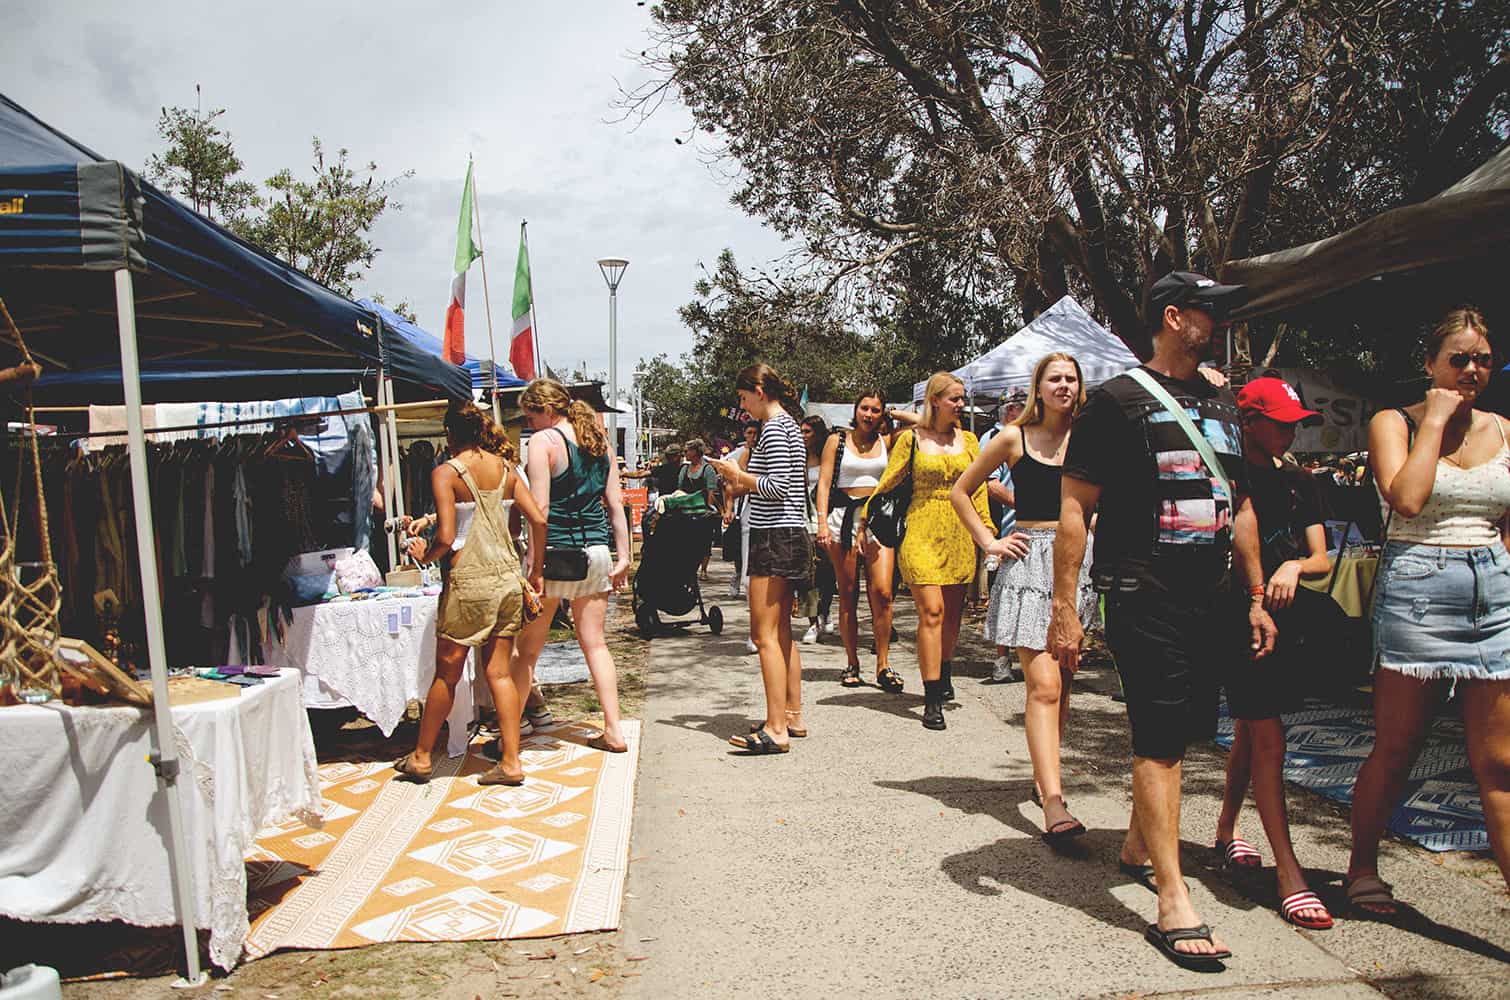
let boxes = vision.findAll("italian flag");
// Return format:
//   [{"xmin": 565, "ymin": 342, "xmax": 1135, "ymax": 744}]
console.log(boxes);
[
  {"xmin": 509, "ymin": 226, "xmax": 537, "ymax": 380},
  {"xmin": 441, "ymin": 162, "xmax": 481, "ymax": 365}
]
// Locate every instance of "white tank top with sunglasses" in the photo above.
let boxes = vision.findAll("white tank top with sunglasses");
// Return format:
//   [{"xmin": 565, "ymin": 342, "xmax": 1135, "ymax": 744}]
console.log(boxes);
[{"xmin": 1384, "ymin": 413, "xmax": 1510, "ymax": 547}]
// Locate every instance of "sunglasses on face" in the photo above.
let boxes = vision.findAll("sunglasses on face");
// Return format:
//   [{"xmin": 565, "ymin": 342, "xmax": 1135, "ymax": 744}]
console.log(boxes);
[{"xmin": 1446, "ymin": 352, "xmax": 1494, "ymax": 370}]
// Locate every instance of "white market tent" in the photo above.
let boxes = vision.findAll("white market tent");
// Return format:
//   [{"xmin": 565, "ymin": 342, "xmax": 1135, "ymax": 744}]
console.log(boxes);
[{"xmin": 913, "ymin": 295, "xmax": 1138, "ymax": 402}]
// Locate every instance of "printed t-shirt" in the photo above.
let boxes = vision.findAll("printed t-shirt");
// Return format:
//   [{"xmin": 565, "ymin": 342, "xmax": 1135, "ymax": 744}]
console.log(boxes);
[
  {"xmin": 1062, "ymin": 366, "xmax": 1247, "ymax": 594},
  {"xmin": 1246, "ymin": 458, "xmax": 1327, "ymax": 577}
]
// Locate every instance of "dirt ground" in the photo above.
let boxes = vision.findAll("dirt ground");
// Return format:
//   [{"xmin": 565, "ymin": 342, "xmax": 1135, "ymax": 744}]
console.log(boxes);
[{"xmin": 15, "ymin": 595, "xmax": 649, "ymax": 1000}]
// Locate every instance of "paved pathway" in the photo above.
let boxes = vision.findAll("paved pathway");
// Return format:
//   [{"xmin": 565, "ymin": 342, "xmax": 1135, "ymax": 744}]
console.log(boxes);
[{"xmin": 623, "ymin": 563, "xmax": 1509, "ymax": 999}]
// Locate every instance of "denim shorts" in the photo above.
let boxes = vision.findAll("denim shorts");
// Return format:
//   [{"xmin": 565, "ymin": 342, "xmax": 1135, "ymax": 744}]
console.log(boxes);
[{"xmin": 1372, "ymin": 541, "xmax": 1510, "ymax": 682}]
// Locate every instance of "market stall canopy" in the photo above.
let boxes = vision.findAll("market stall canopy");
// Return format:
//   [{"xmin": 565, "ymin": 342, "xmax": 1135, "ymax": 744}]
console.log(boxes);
[
  {"xmin": 0, "ymin": 93, "xmax": 471, "ymax": 401},
  {"xmin": 1225, "ymin": 145, "xmax": 1510, "ymax": 322},
  {"xmin": 359, "ymin": 299, "xmax": 523, "ymax": 395},
  {"xmin": 30, "ymin": 360, "xmax": 373, "ymax": 406},
  {"xmin": 913, "ymin": 296, "xmax": 1138, "ymax": 402}
]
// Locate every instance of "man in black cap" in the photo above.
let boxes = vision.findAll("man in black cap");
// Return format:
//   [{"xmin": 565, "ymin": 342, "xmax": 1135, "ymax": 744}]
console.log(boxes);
[{"xmin": 1049, "ymin": 271, "xmax": 1276, "ymax": 969}]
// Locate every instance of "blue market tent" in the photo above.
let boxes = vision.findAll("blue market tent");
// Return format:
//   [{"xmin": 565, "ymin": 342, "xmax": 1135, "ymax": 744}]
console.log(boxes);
[
  {"xmin": 359, "ymin": 298, "xmax": 523, "ymax": 394},
  {"xmin": 0, "ymin": 92, "xmax": 470, "ymax": 983}
]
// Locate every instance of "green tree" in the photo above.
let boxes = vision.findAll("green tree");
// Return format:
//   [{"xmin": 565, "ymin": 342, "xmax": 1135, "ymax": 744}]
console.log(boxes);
[{"xmin": 145, "ymin": 104, "xmax": 258, "ymax": 227}]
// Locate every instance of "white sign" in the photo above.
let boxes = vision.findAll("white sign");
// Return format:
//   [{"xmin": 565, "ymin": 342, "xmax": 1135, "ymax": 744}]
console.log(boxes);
[{"xmin": 1272, "ymin": 368, "xmax": 1378, "ymax": 453}]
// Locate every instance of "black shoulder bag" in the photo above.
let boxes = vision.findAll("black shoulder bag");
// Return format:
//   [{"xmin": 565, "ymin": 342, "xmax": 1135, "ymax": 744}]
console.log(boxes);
[
  {"xmin": 865, "ymin": 431, "xmax": 915, "ymax": 549},
  {"xmin": 542, "ymin": 429, "xmax": 591, "ymax": 581}
]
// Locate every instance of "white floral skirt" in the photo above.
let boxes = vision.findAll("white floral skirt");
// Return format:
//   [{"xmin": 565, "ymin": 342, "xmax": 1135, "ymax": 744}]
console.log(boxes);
[{"xmin": 984, "ymin": 527, "xmax": 1098, "ymax": 651}]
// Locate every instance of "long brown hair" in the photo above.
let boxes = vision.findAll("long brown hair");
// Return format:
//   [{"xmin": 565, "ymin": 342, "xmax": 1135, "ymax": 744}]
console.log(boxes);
[
  {"xmin": 1426, "ymin": 306, "xmax": 1491, "ymax": 359},
  {"xmin": 444, "ymin": 399, "xmax": 515, "ymax": 463},
  {"xmin": 519, "ymin": 378, "xmax": 609, "ymax": 457},
  {"xmin": 1012, "ymin": 352, "xmax": 1086, "ymax": 428},
  {"xmin": 735, "ymin": 362, "xmax": 794, "ymax": 403}
]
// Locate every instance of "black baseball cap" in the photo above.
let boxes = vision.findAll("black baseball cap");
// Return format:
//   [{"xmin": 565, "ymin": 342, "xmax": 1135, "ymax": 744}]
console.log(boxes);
[{"xmin": 1150, "ymin": 271, "xmax": 1248, "ymax": 320}]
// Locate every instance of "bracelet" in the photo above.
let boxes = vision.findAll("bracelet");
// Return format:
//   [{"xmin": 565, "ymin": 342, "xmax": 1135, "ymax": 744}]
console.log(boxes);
[{"xmin": 1248, "ymin": 585, "xmax": 1265, "ymax": 598}]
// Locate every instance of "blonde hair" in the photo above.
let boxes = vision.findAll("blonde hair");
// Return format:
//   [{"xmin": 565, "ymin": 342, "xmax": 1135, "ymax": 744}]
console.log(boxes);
[
  {"xmin": 519, "ymin": 378, "xmax": 609, "ymax": 457},
  {"xmin": 1012, "ymin": 353, "xmax": 1086, "ymax": 427},
  {"xmin": 919, "ymin": 371, "xmax": 963, "ymax": 429}
]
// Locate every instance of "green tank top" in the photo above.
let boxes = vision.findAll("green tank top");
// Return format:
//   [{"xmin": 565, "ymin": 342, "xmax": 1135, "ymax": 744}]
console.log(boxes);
[{"xmin": 545, "ymin": 428, "xmax": 612, "ymax": 548}]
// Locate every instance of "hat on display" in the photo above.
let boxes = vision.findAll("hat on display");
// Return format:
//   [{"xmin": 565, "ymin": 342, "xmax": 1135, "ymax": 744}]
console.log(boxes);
[
  {"xmin": 1236, "ymin": 376, "xmax": 1323, "ymax": 426},
  {"xmin": 1150, "ymin": 271, "xmax": 1248, "ymax": 319}
]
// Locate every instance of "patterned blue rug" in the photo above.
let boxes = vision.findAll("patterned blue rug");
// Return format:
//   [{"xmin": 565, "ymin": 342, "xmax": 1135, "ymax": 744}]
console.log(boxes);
[{"xmin": 1215, "ymin": 699, "xmax": 1485, "ymax": 853}]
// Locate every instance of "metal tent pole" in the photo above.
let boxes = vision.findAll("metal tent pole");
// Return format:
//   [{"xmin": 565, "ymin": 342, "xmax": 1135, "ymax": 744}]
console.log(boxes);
[
  {"xmin": 114, "ymin": 268, "xmax": 207, "ymax": 988},
  {"xmin": 375, "ymin": 362, "xmax": 398, "ymax": 570}
]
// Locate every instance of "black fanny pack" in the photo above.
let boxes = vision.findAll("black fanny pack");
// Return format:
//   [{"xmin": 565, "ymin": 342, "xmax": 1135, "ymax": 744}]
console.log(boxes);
[{"xmin": 543, "ymin": 545, "xmax": 590, "ymax": 582}]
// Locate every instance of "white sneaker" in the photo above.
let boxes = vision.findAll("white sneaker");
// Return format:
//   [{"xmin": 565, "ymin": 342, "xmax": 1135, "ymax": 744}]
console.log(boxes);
[
  {"xmin": 990, "ymin": 655, "xmax": 1014, "ymax": 683},
  {"xmin": 801, "ymin": 623, "xmax": 820, "ymax": 644},
  {"xmin": 744, "ymin": 638, "xmax": 758, "ymax": 654},
  {"xmin": 822, "ymin": 618, "xmax": 837, "ymax": 635},
  {"xmin": 727, "ymin": 583, "xmax": 742, "ymax": 598}
]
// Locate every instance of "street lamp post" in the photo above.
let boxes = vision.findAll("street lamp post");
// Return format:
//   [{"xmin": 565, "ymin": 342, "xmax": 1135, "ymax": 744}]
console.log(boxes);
[{"xmin": 597, "ymin": 256, "xmax": 629, "ymax": 458}]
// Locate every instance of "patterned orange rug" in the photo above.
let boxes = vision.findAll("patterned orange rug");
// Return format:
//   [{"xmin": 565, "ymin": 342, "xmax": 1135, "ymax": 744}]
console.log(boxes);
[{"xmin": 242, "ymin": 720, "xmax": 640, "ymax": 959}]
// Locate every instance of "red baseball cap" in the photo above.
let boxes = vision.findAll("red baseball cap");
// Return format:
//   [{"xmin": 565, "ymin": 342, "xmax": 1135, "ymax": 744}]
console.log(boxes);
[{"xmin": 1236, "ymin": 376, "xmax": 1322, "ymax": 426}]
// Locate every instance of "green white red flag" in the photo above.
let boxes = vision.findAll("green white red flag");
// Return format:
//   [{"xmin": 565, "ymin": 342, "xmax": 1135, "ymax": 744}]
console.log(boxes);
[
  {"xmin": 442, "ymin": 162, "xmax": 481, "ymax": 365},
  {"xmin": 509, "ymin": 225, "xmax": 537, "ymax": 380}
]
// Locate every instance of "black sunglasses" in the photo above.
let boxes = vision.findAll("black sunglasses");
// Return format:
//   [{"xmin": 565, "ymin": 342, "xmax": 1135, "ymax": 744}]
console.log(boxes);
[{"xmin": 1446, "ymin": 351, "xmax": 1494, "ymax": 369}]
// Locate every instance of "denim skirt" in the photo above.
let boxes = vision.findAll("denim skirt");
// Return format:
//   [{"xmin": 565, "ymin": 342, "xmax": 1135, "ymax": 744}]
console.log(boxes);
[{"xmin": 1372, "ymin": 541, "xmax": 1510, "ymax": 682}]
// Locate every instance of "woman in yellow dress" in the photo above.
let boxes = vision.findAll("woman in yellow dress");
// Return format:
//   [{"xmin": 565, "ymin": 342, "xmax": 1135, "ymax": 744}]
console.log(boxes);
[{"xmin": 860, "ymin": 371, "xmax": 995, "ymax": 731}]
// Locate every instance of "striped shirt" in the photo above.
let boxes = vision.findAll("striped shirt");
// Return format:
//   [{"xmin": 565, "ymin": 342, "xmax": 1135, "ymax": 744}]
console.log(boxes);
[{"xmin": 747, "ymin": 411, "xmax": 807, "ymax": 529}]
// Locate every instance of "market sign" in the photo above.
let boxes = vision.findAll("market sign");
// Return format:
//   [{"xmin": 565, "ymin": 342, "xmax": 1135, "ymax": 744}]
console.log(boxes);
[{"xmin": 1272, "ymin": 367, "xmax": 1378, "ymax": 453}]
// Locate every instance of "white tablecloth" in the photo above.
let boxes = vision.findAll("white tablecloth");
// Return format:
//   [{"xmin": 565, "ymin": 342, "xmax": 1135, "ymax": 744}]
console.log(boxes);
[
  {"xmin": 0, "ymin": 669, "xmax": 323, "ymax": 970},
  {"xmin": 261, "ymin": 594, "xmax": 478, "ymax": 758}
]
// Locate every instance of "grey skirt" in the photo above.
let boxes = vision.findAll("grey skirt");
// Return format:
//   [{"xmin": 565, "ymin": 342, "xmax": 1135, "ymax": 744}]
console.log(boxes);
[{"xmin": 984, "ymin": 527, "xmax": 1099, "ymax": 651}]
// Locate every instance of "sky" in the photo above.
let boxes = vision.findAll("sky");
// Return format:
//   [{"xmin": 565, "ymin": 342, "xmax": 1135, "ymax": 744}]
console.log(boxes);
[{"xmin": 1, "ymin": 0, "xmax": 792, "ymax": 390}]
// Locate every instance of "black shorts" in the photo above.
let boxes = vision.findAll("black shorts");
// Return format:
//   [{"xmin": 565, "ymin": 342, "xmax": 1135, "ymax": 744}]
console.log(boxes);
[
  {"xmin": 747, "ymin": 526, "xmax": 814, "ymax": 583},
  {"xmin": 1223, "ymin": 587, "xmax": 1347, "ymax": 721},
  {"xmin": 1104, "ymin": 587, "xmax": 1225, "ymax": 760}
]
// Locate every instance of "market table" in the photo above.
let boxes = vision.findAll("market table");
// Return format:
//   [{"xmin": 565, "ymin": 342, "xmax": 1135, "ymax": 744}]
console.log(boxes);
[
  {"xmin": 259, "ymin": 593, "xmax": 479, "ymax": 758},
  {"xmin": 0, "ymin": 668, "xmax": 323, "ymax": 971}
]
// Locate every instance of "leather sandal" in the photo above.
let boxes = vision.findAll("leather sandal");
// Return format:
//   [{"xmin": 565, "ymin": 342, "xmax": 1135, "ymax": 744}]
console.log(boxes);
[
  {"xmin": 876, "ymin": 667, "xmax": 904, "ymax": 693},
  {"xmin": 839, "ymin": 664, "xmax": 863, "ymax": 687},
  {"xmin": 588, "ymin": 734, "xmax": 629, "ymax": 754},
  {"xmin": 729, "ymin": 727, "xmax": 790, "ymax": 754},
  {"xmin": 393, "ymin": 752, "xmax": 432, "ymax": 784},
  {"xmin": 478, "ymin": 764, "xmax": 525, "ymax": 786}
]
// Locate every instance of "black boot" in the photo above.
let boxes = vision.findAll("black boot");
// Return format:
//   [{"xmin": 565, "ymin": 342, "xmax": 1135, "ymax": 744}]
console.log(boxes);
[
  {"xmin": 940, "ymin": 660, "xmax": 954, "ymax": 701},
  {"xmin": 922, "ymin": 679, "xmax": 947, "ymax": 730}
]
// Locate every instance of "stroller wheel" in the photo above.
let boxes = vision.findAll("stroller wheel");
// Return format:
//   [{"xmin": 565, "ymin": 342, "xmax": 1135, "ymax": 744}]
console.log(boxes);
[
  {"xmin": 707, "ymin": 605, "xmax": 724, "ymax": 635},
  {"xmin": 635, "ymin": 602, "xmax": 661, "ymax": 638}
]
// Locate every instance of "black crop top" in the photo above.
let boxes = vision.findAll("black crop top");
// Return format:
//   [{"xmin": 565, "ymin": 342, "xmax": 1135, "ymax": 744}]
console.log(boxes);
[{"xmin": 1009, "ymin": 426, "xmax": 1064, "ymax": 521}]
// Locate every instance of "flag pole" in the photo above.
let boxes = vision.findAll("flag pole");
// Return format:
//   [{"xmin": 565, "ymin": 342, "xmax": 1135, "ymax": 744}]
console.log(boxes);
[
  {"xmin": 522, "ymin": 220, "xmax": 542, "ymax": 378},
  {"xmin": 470, "ymin": 157, "xmax": 502, "ymax": 423}
]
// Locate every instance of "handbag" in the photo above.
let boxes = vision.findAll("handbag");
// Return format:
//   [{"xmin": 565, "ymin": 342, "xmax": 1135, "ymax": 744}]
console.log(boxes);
[
  {"xmin": 543, "ymin": 541, "xmax": 590, "ymax": 581},
  {"xmin": 866, "ymin": 431, "xmax": 916, "ymax": 549}
]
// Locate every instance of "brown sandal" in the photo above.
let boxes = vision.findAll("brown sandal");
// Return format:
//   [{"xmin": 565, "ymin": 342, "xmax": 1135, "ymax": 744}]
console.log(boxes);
[
  {"xmin": 478, "ymin": 763, "xmax": 525, "ymax": 786},
  {"xmin": 393, "ymin": 752, "xmax": 432, "ymax": 784},
  {"xmin": 588, "ymin": 734, "xmax": 629, "ymax": 754}
]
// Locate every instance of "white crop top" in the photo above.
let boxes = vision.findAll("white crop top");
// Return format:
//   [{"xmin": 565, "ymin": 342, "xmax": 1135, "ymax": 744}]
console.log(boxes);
[
  {"xmin": 835, "ymin": 433, "xmax": 889, "ymax": 489},
  {"xmin": 1385, "ymin": 416, "xmax": 1510, "ymax": 547}
]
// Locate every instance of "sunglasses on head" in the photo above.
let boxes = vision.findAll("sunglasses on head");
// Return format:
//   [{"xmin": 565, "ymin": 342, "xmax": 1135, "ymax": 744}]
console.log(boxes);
[{"xmin": 1446, "ymin": 351, "xmax": 1494, "ymax": 369}]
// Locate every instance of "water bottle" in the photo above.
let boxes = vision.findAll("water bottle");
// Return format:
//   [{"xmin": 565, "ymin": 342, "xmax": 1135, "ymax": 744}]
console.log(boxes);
[{"xmin": 984, "ymin": 553, "xmax": 1001, "ymax": 572}]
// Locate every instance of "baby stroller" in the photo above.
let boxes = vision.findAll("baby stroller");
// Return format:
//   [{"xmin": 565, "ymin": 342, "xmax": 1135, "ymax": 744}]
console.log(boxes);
[{"xmin": 632, "ymin": 495, "xmax": 723, "ymax": 637}]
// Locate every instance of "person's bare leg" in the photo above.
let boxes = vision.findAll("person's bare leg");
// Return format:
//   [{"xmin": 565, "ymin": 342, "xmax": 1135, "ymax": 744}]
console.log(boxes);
[
  {"xmin": 867, "ymin": 544, "xmax": 896, "ymax": 671},
  {"xmin": 1348, "ymin": 670, "xmax": 1434, "ymax": 911},
  {"xmin": 940, "ymin": 583, "xmax": 967, "ymax": 663},
  {"xmin": 482, "ymin": 635, "xmax": 526, "ymax": 778},
  {"xmin": 913, "ymin": 584, "xmax": 944, "ymax": 682},
  {"xmin": 573, "ymin": 593, "xmax": 625, "ymax": 748},
  {"xmin": 1462, "ymin": 678, "xmax": 1510, "ymax": 888},
  {"xmin": 827, "ymin": 540, "xmax": 861, "ymax": 667},
  {"xmin": 1216, "ymin": 720, "xmax": 1253, "ymax": 845},
  {"xmin": 1134, "ymin": 755, "xmax": 1226, "ymax": 956},
  {"xmin": 1019, "ymin": 647, "xmax": 1074, "ymax": 831},
  {"xmin": 1244, "ymin": 717, "xmax": 1325, "ymax": 920},
  {"xmin": 411, "ymin": 639, "xmax": 471, "ymax": 770},
  {"xmin": 747, "ymin": 576, "xmax": 791, "ymax": 743},
  {"xmin": 780, "ymin": 581, "xmax": 805, "ymax": 732}
]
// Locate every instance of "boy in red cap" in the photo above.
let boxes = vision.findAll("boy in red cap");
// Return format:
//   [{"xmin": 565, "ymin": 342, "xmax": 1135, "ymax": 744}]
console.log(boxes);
[{"xmin": 1215, "ymin": 375, "xmax": 1336, "ymax": 929}]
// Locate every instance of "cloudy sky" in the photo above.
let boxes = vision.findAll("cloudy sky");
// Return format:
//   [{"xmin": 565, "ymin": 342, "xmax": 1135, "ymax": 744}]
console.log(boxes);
[{"xmin": 2, "ymin": 0, "xmax": 790, "ymax": 388}]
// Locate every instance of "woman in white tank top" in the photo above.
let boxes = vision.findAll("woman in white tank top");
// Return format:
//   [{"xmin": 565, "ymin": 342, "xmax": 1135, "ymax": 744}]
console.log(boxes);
[
  {"xmin": 815, "ymin": 391, "xmax": 898, "ymax": 689},
  {"xmin": 1349, "ymin": 307, "xmax": 1510, "ymax": 913}
]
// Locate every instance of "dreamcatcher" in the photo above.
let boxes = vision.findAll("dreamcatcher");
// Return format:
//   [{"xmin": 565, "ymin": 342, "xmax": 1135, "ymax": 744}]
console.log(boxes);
[{"xmin": 0, "ymin": 296, "xmax": 63, "ymax": 702}]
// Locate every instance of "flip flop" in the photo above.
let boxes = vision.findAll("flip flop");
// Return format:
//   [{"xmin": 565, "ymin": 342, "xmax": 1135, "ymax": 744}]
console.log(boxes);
[
  {"xmin": 588, "ymin": 734, "xmax": 629, "ymax": 754},
  {"xmin": 1346, "ymin": 874, "xmax": 1398, "ymax": 917},
  {"xmin": 728, "ymin": 727, "xmax": 790, "ymax": 754},
  {"xmin": 1119, "ymin": 860, "xmax": 1187, "ymax": 894},
  {"xmin": 1144, "ymin": 923, "xmax": 1231, "ymax": 970},
  {"xmin": 1280, "ymin": 890, "xmax": 1333, "ymax": 930},
  {"xmin": 1216, "ymin": 837, "xmax": 1263, "ymax": 869},
  {"xmin": 392, "ymin": 752, "xmax": 432, "ymax": 784}
]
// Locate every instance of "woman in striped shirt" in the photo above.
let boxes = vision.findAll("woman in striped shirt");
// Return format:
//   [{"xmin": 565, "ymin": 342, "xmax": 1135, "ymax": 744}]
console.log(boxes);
[{"xmin": 710, "ymin": 363, "xmax": 813, "ymax": 754}]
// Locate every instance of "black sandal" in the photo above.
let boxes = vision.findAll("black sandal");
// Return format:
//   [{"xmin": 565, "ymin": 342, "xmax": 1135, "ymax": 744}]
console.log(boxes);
[
  {"xmin": 876, "ymin": 667, "xmax": 904, "ymax": 693},
  {"xmin": 1042, "ymin": 817, "xmax": 1087, "ymax": 845},
  {"xmin": 729, "ymin": 727, "xmax": 790, "ymax": 754},
  {"xmin": 1144, "ymin": 923, "xmax": 1231, "ymax": 970},
  {"xmin": 840, "ymin": 664, "xmax": 863, "ymax": 687}
]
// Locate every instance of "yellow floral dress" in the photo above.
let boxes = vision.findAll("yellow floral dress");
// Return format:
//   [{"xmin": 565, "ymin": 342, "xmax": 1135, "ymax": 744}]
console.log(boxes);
[{"xmin": 863, "ymin": 429, "xmax": 992, "ymax": 586}]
